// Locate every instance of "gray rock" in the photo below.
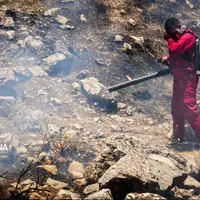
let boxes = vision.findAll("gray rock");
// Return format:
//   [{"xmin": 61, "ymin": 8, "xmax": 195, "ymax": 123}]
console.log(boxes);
[
  {"xmin": 87, "ymin": 135, "xmax": 190, "ymax": 198},
  {"xmin": 47, "ymin": 124, "xmax": 60, "ymax": 136},
  {"xmin": 84, "ymin": 189, "xmax": 113, "ymax": 200},
  {"xmin": 80, "ymin": 77, "xmax": 117, "ymax": 112},
  {"xmin": 186, "ymin": 0, "xmax": 194, "ymax": 8},
  {"xmin": 45, "ymin": 178, "xmax": 68, "ymax": 190},
  {"xmin": 169, "ymin": 186, "xmax": 195, "ymax": 199},
  {"xmin": 83, "ymin": 183, "xmax": 100, "ymax": 195},
  {"xmin": 182, "ymin": 176, "xmax": 200, "ymax": 194},
  {"xmin": 60, "ymin": 0, "xmax": 74, "ymax": 3},
  {"xmin": 166, "ymin": 129, "xmax": 173, "ymax": 140},
  {"xmin": 29, "ymin": 66, "xmax": 48, "ymax": 77},
  {"xmin": 0, "ymin": 68, "xmax": 16, "ymax": 87},
  {"xmin": 42, "ymin": 52, "xmax": 73, "ymax": 76},
  {"xmin": 29, "ymin": 192, "xmax": 45, "ymax": 200},
  {"xmin": 0, "ymin": 67, "xmax": 32, "ymax": 87},
  {"xmin": 129, "ymin": 36, "xmax": 146, "ymax": 51},
  {"xmin": 110, "ymin": 125, "xmax": 122, "ymax": 132},
  {"xmin": 0, "ymin": 30, "xmax": 15, "ymax": 40},
  {"xmin": 80, "ymin": 14, "xmax": 87, "ymax": 22},
  {"xmin": 76, "ymin": 70, "xmax": 90, "ymax": 80},
  {"xmin": 60, "ymin": 24, "xmax": 75, "ymax": 30},
  {"xmin": 55, "ymin": 15, "xmax": 68, "ymax": 24},
  {"xmin": 56, "ymin": 189, "xmax": 81, "ymax": 200},
  {"xmin": 20, "ymin": 179, "xmax": 36, "ymax": 188},
  {"xmin": 5, "ymin": 30, "xmax": 15, "ymax": 40},
  {"xmin": 72, "ymin": 82, "xmax": 81, "ymax": 92},
  {"xmin": 117, "ymin": 102, "xmax": 126, "ymax": 109},
  {"xmin": 0, "ymin": 16, "xmax": 15, "ymax": 27},
  {"xmin": 11, "ymin": 109, "xmax": 45, "ymax": 132},
  {"xmin": 50, "ymin": 98, "xmax": 62, "ymax": 105},
  {"xmin": 129, "ymin": 36, "xmax": 145, "ymax": 46},
  {"xmin": 68, "ymin": 161, "xmax": 85, "ymax": 174},
  {"xmin": 24, "ymin": 36, "xmax": 43, "ymax": 51},
  {"xmin": 122, "ymin": 43, "xmax": 132, "ymax": 53},
  {"xmin": 38, "ymin": 165, "xmax": 58, "ymax": 175},
  {"xmin": 125, "ymin": 193, "xmax": 166, "ymax": 200},
  {"xmin": 0, "ymin": 133, "xmax": 20, "ymax": 147},
  {"xmin": 0, "ymin": 10, "xmax": 5, "ymax": 19},
  {"xmin": 0, "ymin": 96, "xmax": 16, "ymax": 117},
  {"xmin": 114, "ymin": 35, "xmax": 123, "ymax": 42},
  {"xmin": 16, "ymin": 146, "xmax": 28, "ymax": 155},
  {"xmin": 128, "ymin": 18, "xmax": 136, "ymax": 26},
  {"xmin": 44, "ymin": 8, "xmax": 59, "ymax": 16}
]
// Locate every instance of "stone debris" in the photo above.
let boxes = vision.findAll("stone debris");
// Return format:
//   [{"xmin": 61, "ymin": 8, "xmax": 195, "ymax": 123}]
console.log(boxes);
[
  {"xmin": 38, "ymin": 165, "xmax": 58, "ymax": 175},
  {"xmin": 128, "ymin": 18, "xmax": 136, "ymax": 26},
  {"xmin": 68, "ymin": 161, "xmax": 85, "ymax": 174},
  {"xmin": 80, "ymin": 77, "xmax": 117, "ymax": 112},
  {"xmin": 29, "ymin": 66, "xmax": 48, "ymax": 77},
  {"xmin": 84, "ymin": 189, "xmax": 113, "ymax": 200},
  {"xmin": 42, "ymin": 52, "xmax": 72, "ymax": 75},
  {"xmin": 80, "ymin": 14, "xmax": 87, "ymax": 22},
  {"xmin": 55, "ymin": 15, "xmax": 69, "ymax": 24},
  {"xmin": 0, "ymin": 30, "xmax": 15, "ymax": 40},
  {"xmin": 114, "ymin": 34, "xmax": 123, "ymax": 42},
  {"xmin": 83, "ymin": 183, "xmax": 100, "ymax": 195},
  {"xmin": 29, "ymin": 192, "xmax": 46, "ymax": 200},
  {"xmin": 0, "ymin": 16, "xmax": 15, "ymax": 27},
  {"xmin": 24, "ymin": 36, "xmax": 43, "ymax": 51},
  {"xmin": 45, "ymin": 178, "xmax": 69, "ymax": 190},
  {"xmin": 125, "ymin": 193, "xmax": 166, "ymax": 200},
  {"xmin": 76, "ymin": 70, "xmax": 90, "ymax": 79},
  {"xmin": 55, "ymin": 189, "xmax": 81, "ymax": 200},
  {"xmin": 60, "ymin": 24, "xmax": 75, "ymax": 30},
  {"xmin": 44, "ymin": 8, "xmax": 59, "ymax": 16}
]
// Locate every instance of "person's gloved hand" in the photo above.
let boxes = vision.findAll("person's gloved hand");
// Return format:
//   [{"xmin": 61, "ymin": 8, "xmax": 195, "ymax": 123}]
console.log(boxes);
[
  {"xmin": 161, "ymin": 56, "xmax": 168, "ymax": 64},
  {"xmin": 164, "ymin": 32, "xmax": 170, "ymax": 41}
]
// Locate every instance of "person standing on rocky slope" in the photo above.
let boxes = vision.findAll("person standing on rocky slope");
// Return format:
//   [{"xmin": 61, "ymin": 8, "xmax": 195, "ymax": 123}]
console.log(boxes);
[{"xmin": 162, "ymin": 17, "xmax": 200, "ymax": 145}]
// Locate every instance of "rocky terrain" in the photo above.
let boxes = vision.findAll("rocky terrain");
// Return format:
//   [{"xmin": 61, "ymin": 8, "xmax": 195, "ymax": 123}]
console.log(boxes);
[{"xmin": 0, "ymin": 0, "xmax": 200, "ymax": 199}]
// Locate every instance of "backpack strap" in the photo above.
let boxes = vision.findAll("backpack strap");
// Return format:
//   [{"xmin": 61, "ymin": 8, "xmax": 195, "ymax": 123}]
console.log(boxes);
[{"xmin": 183, "ymin": 32, "xmax": 197, "ymax": 64}]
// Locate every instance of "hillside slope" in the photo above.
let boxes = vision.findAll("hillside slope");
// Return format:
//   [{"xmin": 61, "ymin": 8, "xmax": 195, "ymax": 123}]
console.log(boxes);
[{"xmin": 0, "ymin": 0, "xmax": 200, "ymax": 199}]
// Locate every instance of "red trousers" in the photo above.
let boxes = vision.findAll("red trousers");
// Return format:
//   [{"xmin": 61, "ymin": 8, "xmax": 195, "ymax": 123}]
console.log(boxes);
[{"xmin": 172, "ymin": 73, "xmax": 200, "ymax": 140}]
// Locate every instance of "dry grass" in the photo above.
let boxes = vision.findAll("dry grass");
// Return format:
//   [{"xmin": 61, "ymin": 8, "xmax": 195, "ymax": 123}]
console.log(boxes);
[{"xmin": 1, "ymin": 0, "xmax": 43, "ymax": 13}]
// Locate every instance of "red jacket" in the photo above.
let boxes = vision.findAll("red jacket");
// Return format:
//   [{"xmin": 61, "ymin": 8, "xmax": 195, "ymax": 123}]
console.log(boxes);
[{"xmin": 167, "ymin": 28, "xmax": 196, "ymax": 78}]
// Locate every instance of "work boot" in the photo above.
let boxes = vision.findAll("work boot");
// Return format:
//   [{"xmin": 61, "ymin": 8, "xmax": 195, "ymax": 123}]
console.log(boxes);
[{"xmin": 166, "ymin": 137, "xmax": 183, "ymax": 148}]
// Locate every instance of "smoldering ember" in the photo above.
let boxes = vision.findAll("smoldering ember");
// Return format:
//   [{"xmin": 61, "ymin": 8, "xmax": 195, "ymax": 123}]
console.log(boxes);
[{"xmin": 1, "ymin": 0, "xmax": 200, "ymax": 199}]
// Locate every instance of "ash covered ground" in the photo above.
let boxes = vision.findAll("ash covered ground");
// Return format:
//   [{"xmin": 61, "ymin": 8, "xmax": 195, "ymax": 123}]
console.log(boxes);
[{"xmin": 0, "ymin": 0, "xmax": 200, "ymax": 199}]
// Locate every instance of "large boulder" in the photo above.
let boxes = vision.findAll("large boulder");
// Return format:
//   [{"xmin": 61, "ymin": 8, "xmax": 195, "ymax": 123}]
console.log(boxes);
[
  {"xmin": 80, "ymin": 77, "xmax": 117, "ymax": 112},
  {"xmin": 86, "ymin": 135, "xmax": 191, "ymax": 199}
]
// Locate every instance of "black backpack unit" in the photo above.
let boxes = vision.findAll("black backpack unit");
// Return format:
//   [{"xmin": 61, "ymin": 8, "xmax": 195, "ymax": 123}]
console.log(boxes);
[
  {"xmin": 194, "ymin": 37, "xmax": 200, "ymax": 74},
  {"xmin": 183, "ymin": 32, "xmax": 200, "ymax": 75}
]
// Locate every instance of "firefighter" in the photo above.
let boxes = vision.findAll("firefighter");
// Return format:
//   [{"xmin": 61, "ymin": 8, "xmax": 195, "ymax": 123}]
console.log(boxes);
[{"xmin": 162, "ymin": 17, "xmax": 200, "ymax": 145}]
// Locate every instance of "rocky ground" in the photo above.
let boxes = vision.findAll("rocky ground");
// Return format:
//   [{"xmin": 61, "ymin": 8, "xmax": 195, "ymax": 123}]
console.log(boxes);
[{"xmin": 0, "ymin": 0, "xmax": 200, "ymax": 199}]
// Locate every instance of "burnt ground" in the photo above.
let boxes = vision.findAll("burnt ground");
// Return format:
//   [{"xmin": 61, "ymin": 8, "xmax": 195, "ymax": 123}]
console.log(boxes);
[{"xmin": 1, "ymin": 0, "xmax": 200, "ymax": 197}]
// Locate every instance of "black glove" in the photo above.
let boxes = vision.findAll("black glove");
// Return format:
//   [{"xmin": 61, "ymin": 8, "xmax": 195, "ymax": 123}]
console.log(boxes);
[{"xmin": 164, "ymin": 32, "xmax": 170, "ymax": 41}]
